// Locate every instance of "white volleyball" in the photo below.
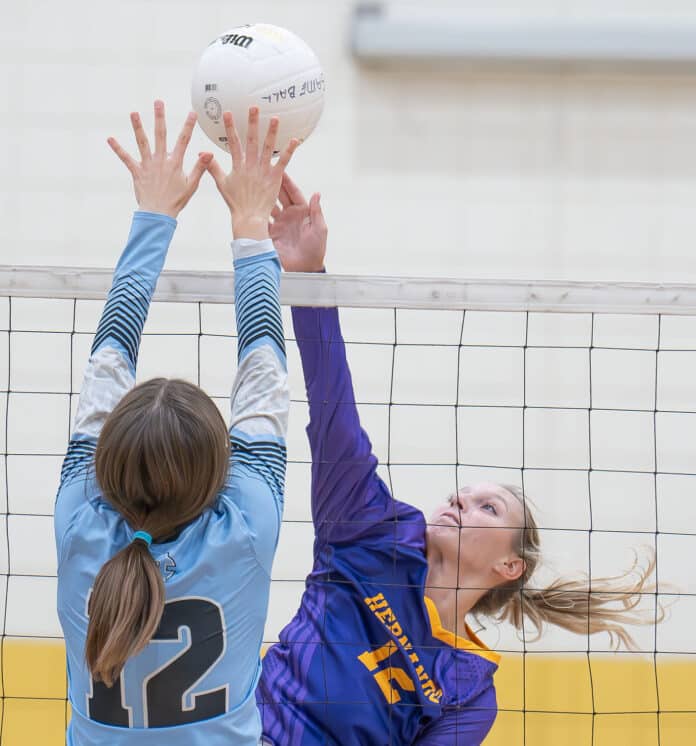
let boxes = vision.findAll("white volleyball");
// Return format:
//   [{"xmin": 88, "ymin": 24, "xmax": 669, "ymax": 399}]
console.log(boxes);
[{"xmin": 192, "ymin": 24, "xmax": 325, "ymax": 154}]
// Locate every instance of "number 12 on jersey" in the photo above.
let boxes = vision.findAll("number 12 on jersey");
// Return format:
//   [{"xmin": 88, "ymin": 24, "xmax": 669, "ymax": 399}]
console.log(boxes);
[
  {"xmin": 89, "ymin": 597, "xmax": 228, "ymax": 727},
  {"xmin": 357, "ymin": 641, "xmax": 416, "ymax": 704}
]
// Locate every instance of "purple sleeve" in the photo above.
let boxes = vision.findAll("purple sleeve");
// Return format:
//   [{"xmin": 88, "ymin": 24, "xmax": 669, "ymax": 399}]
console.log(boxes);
[
  {"xmin": 413, "ymin": 684, "xmax": 498, "ymax": 746},
  {"xmin": 413, "ymin": 709, "xmax": 496, "ymax": 746},
  {"xmin": 292, "ymin": 306, "xmax": 396, "ymax": 543}
]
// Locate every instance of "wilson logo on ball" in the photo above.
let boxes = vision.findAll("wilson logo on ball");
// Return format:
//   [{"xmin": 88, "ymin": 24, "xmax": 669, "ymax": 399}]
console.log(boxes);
[{"xmin": 220, "ymin": 33, "xmax": 253, "ymax": 49}]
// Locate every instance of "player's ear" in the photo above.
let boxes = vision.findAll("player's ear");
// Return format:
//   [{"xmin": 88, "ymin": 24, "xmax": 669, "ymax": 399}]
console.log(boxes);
[{"xmin": 494, "ymin": 555, "xmax": 525, "ymax": 582}]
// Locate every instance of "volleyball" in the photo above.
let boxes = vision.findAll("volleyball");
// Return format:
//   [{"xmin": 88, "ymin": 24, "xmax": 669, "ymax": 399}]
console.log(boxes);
[{"xmin": 192, "ymin": 23, "xmax": 325, "ymax": 154}]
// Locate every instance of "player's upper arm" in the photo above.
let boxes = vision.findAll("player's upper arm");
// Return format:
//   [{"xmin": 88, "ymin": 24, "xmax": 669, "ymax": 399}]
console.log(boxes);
[
  {"xmin": 221, "ymin": 461, "xmax": 283, "ymax": 575},
  {"xmin": 55, "ymin": 345, "xmax": 133, "ymax": 530},
  {"xmin": 229, "ymin": 342, "xmax": 289, "ymax": 503},
  {"xmin": 413, "ymin": 700, "xmax": 497, "ymax": 746},
  {"xmin": 54, "ymin": 457, "xmax": 98, "ymax": 563},
  {"xmin": 414, "ymin": 679, "xmax": 498, "ymax": 746},
  {"xmin": 71, "ymin": 346, "xmax": 135, "ymax": 441}
]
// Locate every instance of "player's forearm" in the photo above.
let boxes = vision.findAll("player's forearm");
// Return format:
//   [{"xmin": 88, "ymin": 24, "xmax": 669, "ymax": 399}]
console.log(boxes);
[
  {"xmin": 71, "ymin": 212, "xmax": 175, "ymax": 441},
  {"xmin": 232, "ymin": 239, "xmax": 286, "ymax": 366},
  {"xmin": 92, "ymin": 211, "xmax": 175, "ymax": 369},
  {"xmin": 292, "ymin": 304, "xmax": 380, "ymax": 534},
  {"xmin": 229, "ymin": 240, "xmax": 289, "ymax": 496},
  {"xmin": 292, "ymin": 305, "xmax": 372, "ymax": 472},
  {"xmin": 292, "ymin": 305, "xmax": 360, "ymax": 443}
]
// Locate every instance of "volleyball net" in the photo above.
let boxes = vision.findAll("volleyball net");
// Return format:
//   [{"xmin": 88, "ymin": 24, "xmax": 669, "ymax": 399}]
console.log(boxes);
[{"xmin": 1, "ymin": 266, "xmax": 695, "ymax": 745}]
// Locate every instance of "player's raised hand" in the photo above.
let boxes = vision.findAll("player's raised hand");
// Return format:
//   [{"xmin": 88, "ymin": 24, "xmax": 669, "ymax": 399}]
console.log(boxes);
[
  {"xmin": 107, "ymin": 100, "xmax": 212, "ymax": 219},
  {"xmin": 206, "ymin": 107, "xmax": 300, "ymax": 240},
  {"xmin": 270, "ymin": 172, "xmax": 327, "ymax": 272}
]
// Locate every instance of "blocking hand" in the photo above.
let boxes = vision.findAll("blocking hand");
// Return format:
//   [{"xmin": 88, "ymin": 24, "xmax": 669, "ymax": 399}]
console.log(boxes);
[
  {"xmin": 108, "ymin": 100, "xmax": 211, "ymax": 219},
  {"xmin": 270, "ymin": 172, "xmax": 327, "ymax": 272},
  {"xmin": 206, "ymin": 107, "xmax": 300, "ymax": 241}
]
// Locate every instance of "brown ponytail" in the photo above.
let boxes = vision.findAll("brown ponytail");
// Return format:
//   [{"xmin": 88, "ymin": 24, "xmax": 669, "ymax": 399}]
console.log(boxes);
[
  {"xmin": 86, "ymin": 378, "xmax": 229, "ymax": 685},
  {"xmin": 86, "ymin": 540, "xmax": 165, "ymax": 686},
  {"xmin": 473, "ymin": 485, "xmax": 662, "ymax": 649}
]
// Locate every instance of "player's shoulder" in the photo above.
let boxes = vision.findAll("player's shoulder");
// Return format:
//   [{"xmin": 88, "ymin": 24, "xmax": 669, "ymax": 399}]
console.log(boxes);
[
  {"xmin": 347, "ymin": 494, "xmax": 427, "ymax": 550},
  {"xmin": 175, "ymin": 490, "xmax": 276, "ymax": 562},
  {"xmin": 55, "ymin": 472, "xmax": 109, "ymax": 540},
  {"xmin": 441, "ymin": 646, "xmax": 500, "ymax": 706}
]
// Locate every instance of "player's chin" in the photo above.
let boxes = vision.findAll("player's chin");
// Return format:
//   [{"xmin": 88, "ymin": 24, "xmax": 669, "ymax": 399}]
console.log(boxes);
[
  {"xmin": 426, "ymin": 522, "xmax": 462, "ymax": 553},
  {"xmin": 427, "ymin": 517, "xmax": 459, "ymax": 533}
]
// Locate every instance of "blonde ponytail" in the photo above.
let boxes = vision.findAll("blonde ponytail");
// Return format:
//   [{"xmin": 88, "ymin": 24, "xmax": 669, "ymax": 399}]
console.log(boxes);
[{"xmin": 474, "ymin": 486, "xmax": 662, "ymax": 649}]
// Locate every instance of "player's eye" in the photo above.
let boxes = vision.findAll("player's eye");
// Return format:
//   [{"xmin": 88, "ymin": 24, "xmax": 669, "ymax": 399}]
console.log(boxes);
[{"xmin": 481, "ymin": 502, "xmax": 497, "ymax": 516}]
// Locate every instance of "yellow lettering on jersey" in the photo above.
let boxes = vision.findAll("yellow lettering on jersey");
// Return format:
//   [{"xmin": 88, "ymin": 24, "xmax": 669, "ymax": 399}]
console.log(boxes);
[
  {"xmin": 358, "ymin": 641, "xmax": 397, "ymax": 672},
  {"xmin": 374, "ymin": 667, "xmax": 417, "ymax": 704},
  {"xmin": 360, "ymin": 591, "xmax": 443, "ymax": 705},
  {"xmin": 364, "ymin": 593, "xmax": 389, "ymax": 612}
]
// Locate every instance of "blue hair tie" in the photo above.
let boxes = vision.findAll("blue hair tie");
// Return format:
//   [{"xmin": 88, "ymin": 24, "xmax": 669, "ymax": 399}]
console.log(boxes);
[{"xmin": 132, "ymin": 530, "xmax": 153, "ymax": 547}]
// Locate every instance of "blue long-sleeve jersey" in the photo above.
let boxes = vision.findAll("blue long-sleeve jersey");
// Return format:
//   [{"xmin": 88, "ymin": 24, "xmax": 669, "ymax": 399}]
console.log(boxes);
[
  {"xmin": 257, "ymin": 307, "xmax": 500, "ymax": 746},
  {"xmin": 55, "ymin": 211, "xmax": 289, "ymax": 746}
]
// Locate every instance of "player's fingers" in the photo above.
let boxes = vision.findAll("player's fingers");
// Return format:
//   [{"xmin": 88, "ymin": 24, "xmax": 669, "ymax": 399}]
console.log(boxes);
[
  {"xmin": 245, "ymin": 106, "xmax": 260, "ymax": 163},
  {"xmin": 309, "ymin": 193, "xmax": 326, "ymax": 228},
  {"xmin": 130, "ymin": 112, "xmax": 152, "ymax": 161},
  {"xmin": 187, "ymin": 152, "xmax": 214, "ymax": 194},
  {"xmin": 107, "ymin": 137, "xmax": 139, "ymax": 176},
  {"xmin": 278, "ymin": 185, "xmax": 292, "ymax": 209},
  {"xmin": 274, "ymin": 137, "xmax": 300, "ymax": 173},
  {"xmin": 260, "ymin": 117, "xmax": 279, "ymax": 166},
  {"xmin": 205, "ymin": 156, "xmax": 227, "ymax": 189},
  {"xmin": 223, "ymin": 112, "xmax": 243, "ymax": 170},
  {"xmin": 282, "ymin": 172, "xmax": 307, "ymax": 206},
  {"xmin": 154, "ymin": 100, "xmax": 167, "ymax": 156},
  {"xmin": 172, "ymin": 112, "xmax": 197, "ymax": 164},
  {"xmin": 270, "ymin": 205, "xmax": 282, "ymax": 220}
]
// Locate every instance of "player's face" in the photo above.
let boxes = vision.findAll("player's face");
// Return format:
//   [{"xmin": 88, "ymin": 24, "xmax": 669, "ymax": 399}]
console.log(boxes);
[{"xmin": 427, "ymin": 483, "xmax": 525, "ymax": 586}]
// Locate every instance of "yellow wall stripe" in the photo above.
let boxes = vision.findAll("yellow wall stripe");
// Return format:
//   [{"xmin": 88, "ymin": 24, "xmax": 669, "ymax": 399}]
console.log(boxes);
[{"xmin": 2, "ymin": 639, "xmax": 693, "ymax": 745}]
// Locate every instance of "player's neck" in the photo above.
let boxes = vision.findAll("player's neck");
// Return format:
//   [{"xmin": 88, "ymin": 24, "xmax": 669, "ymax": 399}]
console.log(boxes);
[{"xmin": 424, "ymin": 565, "xmax": 483, "ymax": 637}]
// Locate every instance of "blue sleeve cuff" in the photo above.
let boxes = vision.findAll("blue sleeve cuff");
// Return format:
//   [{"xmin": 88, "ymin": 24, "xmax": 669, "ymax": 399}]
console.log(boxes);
[
  {"xmin": 112, "ymin": 211, "xmax": 177, "ymax": 281},
  {"xmin": 133, "ymin": 210, "xmax": 178, "ymax": 229}
]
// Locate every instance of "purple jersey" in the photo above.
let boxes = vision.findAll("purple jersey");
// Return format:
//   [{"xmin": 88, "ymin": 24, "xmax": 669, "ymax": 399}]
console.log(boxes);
[{"xmin": 257, "ymin": 307, "xmax": 500, "ymax": 745}]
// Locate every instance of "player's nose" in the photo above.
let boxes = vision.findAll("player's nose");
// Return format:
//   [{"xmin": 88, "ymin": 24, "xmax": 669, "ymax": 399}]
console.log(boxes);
[{"xmin": 454, "ymin": 491, "xmax": 470, "ymax": 513}]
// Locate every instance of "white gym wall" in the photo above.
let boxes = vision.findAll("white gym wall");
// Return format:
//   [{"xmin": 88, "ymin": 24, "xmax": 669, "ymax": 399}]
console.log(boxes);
[{"xmin": 3, "ymin": 0, "xmax": 696, "ymax": 281}]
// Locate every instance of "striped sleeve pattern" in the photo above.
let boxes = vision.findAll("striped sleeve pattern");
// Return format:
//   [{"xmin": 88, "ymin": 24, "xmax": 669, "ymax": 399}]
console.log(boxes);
[
  {"xmin": 91, "ymin": 272, "xmax": 152, "ymax": 369},
  {"xmin": 58, "ymin": 213, "xmax": 175, "ymax": 494},
  {"xmin": 235, "ymin": 258, "xmax": 285, "ymax": 363},
  {"xmin": 230, "ymin": 432, "xmax": 287, "ymax": 499},
  {"xmin": 229, "ymin": 242, "xmax": 289, "ymax": 502},
  {"xmin": 59, "ymin": 438, "xmax": 97, "ymax": 488}
]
